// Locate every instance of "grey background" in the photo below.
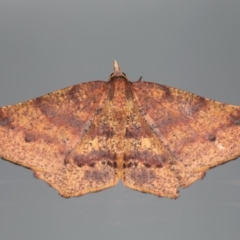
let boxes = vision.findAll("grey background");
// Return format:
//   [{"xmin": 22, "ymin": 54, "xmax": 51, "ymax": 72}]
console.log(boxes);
[{"xmin": 0, "ymin": 0, "xmax": 240, "ymax": 239}]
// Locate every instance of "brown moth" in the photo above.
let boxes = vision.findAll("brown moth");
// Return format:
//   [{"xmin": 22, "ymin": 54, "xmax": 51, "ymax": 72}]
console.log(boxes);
[{"xmin": 0, "ymin": 61, "xmax": 240, "ymax": 199}]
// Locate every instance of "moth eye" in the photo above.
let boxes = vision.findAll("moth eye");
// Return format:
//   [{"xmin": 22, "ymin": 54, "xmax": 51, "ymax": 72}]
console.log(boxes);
[{"xmin": 109, "ymin": 72, "xmax": 126, "ymax": 78}]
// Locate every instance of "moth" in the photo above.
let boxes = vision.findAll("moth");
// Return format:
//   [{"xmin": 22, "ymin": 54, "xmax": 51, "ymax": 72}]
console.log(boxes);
[{"xmin": 0, "ymin": 61, "xmax": 239, "ymax": 198}]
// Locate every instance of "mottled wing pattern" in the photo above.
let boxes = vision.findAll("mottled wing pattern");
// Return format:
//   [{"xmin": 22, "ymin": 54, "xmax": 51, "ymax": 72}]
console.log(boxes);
[
  {"xmin": 122, "ymin": 99, "xmax": 180, "ymax": 198},
  {"xmin": 124, "ymin": 81, "xmax": 240, "ymax": 198},
  {"xmin": 0, "ymin": 81, "xmax": 118, "ymax": 197}
]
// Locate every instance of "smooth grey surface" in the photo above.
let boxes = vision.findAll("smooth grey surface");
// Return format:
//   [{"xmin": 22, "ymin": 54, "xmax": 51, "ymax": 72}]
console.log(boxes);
[{"xmin": 0, "ymin": 1, "xmax": 240, "ymax": 239}]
